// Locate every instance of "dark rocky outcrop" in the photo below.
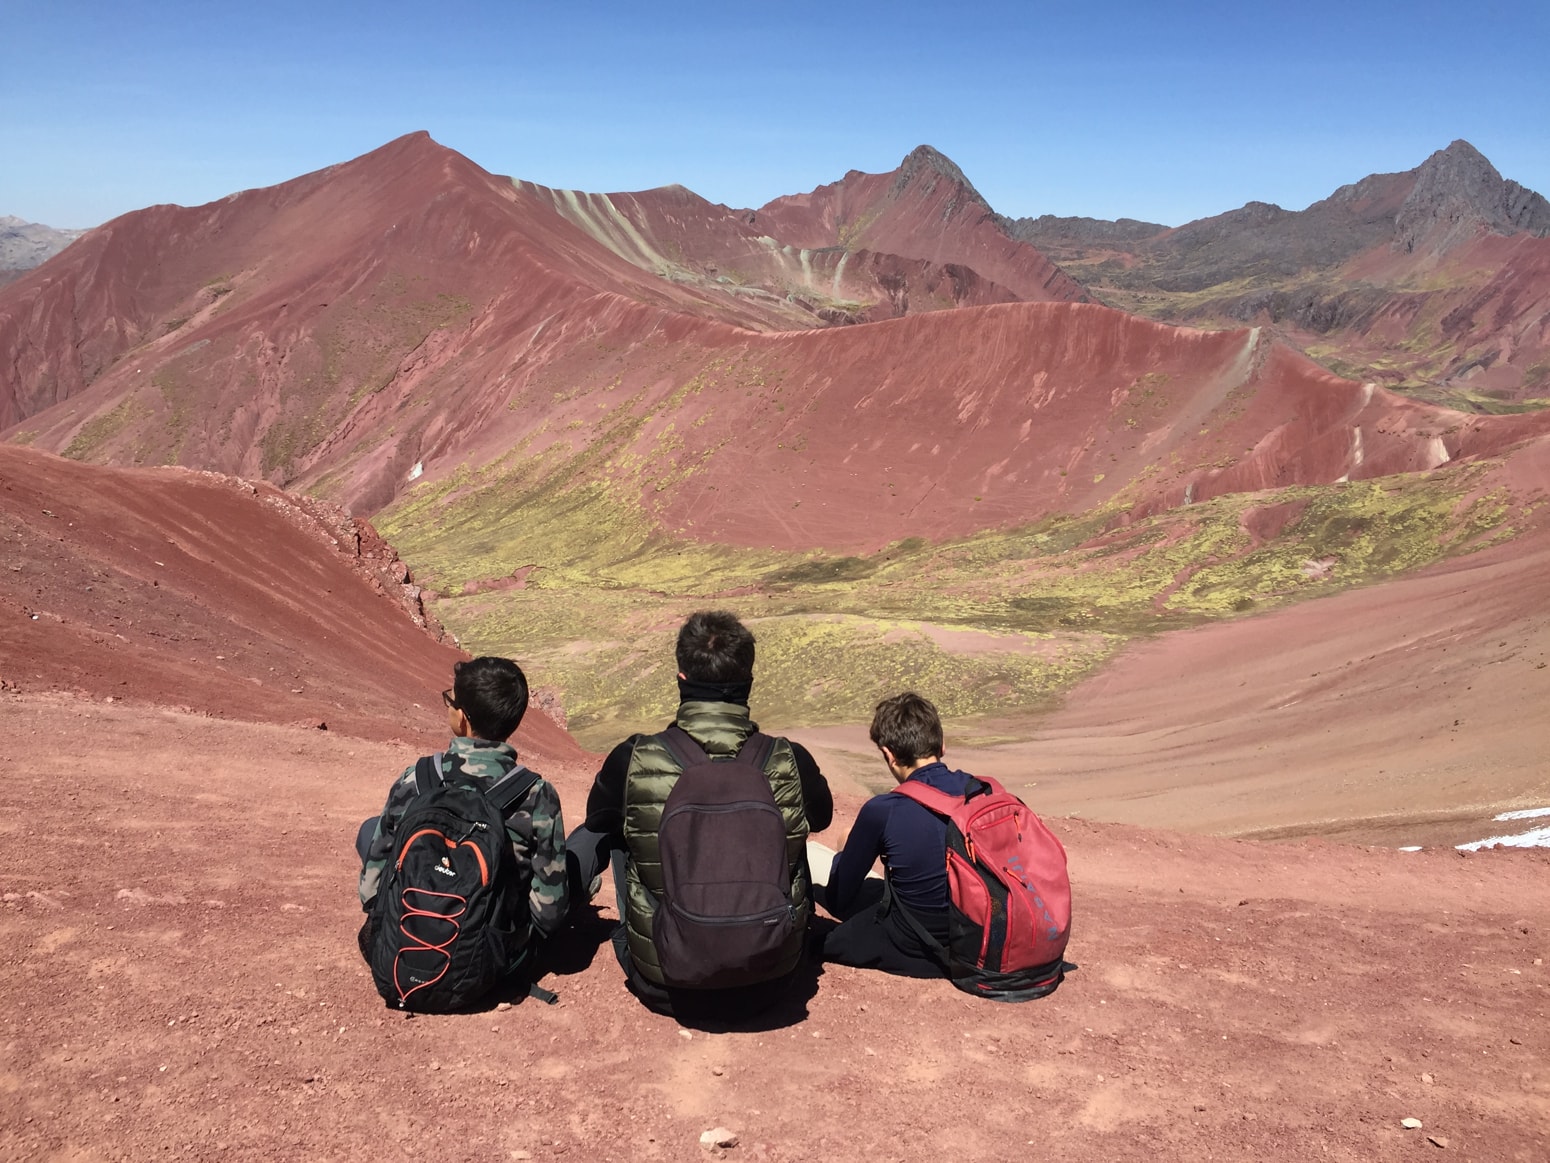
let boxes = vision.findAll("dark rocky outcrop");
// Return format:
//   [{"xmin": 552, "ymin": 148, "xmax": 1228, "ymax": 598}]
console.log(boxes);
[{"xmin": 1395, "ymin": 139, "xmax": 1550, "ymax": 254}]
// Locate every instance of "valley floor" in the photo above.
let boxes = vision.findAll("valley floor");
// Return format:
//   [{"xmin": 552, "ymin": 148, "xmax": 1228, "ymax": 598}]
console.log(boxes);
[{"xmin": 797, "ymin": 519, "xmax": 1550, "ymax": 850}]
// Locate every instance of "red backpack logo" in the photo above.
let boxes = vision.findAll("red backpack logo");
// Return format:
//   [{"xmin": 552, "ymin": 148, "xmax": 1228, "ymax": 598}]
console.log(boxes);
[{"xmin": 893, "ymin": 774, "xmax": 1071, "ymax": 1001}]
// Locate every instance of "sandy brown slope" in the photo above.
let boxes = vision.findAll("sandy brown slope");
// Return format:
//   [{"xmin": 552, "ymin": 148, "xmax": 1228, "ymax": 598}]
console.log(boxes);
[{"xmin": 799, "ymin": 482, "xmax": 1550, "ymax": 851}]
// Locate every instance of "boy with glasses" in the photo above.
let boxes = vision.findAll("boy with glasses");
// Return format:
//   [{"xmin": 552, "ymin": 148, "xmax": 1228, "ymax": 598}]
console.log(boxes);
[{"xmin": 355, "ymin": 657, "xmax": 569, "ymax": 1000}]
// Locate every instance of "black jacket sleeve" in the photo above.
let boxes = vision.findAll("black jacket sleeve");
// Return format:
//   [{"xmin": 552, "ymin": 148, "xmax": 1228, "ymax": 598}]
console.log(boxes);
[
  {"xmin": 790, "ymin": 740, "xmax": 833, "ymax": 833},
  {"xmin": 580, "ymin": 736, "xmax": 639, "ymax": 841}
]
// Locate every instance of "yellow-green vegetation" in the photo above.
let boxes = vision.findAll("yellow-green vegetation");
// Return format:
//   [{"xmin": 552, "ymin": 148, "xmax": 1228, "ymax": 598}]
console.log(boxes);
[
  {"xmin": 378, "ymin": 416, "xmax": 1518, "ymax": 746},
  {"xmin": 323, "ymin": 287, "xmax": 473, "ymax": 405},
  {"xmin": 63, "ymin": 397, "xmax": 148, "ymax": 460}
]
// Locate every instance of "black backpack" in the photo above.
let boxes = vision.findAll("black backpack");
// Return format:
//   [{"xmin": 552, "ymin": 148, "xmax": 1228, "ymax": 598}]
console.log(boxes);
[
  {"xmin": 368, "ymin": 754, "xmax": 540, "ymax": 1011},
  {"xmin": 651, "ymin": 727, "xmax": 800, "ymax": 989}
]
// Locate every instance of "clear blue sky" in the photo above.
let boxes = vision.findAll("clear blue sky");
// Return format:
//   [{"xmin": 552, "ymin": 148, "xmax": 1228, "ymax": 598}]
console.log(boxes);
[{"xmin": 4, "ymin": 0, "xmax": 1546, "ymax": 230}]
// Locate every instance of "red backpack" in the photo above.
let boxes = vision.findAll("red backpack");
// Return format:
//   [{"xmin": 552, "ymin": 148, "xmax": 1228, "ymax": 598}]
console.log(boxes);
[{"xmin": 892, "ymin": 774, "xmax": 1071, "ymax": 1001}]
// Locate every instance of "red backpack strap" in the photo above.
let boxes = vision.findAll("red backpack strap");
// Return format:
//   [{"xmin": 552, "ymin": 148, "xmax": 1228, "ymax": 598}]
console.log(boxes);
[
  {"xmin": 965, "ymin": 773, "xmax": 1005, "ymax": 798},
  {"xmin": 894, "ymin": 773, "xmax": 1007, "ymax": 813},
  {"xmin": 891, "ymin": 779, "xmax": 960, "ymax": 815}
]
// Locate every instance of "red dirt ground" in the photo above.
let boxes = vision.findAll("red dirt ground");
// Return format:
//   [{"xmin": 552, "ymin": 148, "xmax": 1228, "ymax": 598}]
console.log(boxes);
[{"xmin": 3, "ymin": 450, "xmax": 1549, "ymax": 1161}]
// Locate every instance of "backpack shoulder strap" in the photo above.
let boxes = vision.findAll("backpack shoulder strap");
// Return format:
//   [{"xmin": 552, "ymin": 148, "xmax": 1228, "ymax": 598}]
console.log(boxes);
[
  {"xmin": 662, "ymin": 724, "xmax": 777, "ymax": 772},
  {"xmin": 882, "ymin": 877, "xmax": 950, "ymax": 964},
  {"xmin": 734, "ymin": 731, "xmax": 777, "ymax": 772},
  {"xmin": 894, "ymin": 774, "xmax": 1008, "ymax": 813},
  {"xmin": 660, "ymin": 724, "xmax": 710, "ymax": 769},
  {"xmin": 485, "ymin": 765, "xmax": 543, "ymax": 816},
  {"xmin": 891, "ymin": 779, "xmax": 961, "ymax": 815},
  {"xmin": 412, "ymin": 752, "xmax": 446, "ymax": 796}
]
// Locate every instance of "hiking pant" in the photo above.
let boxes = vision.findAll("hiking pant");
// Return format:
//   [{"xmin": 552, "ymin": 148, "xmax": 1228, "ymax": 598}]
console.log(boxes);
[{"xmin": 818, "ymin": 878, "xmax": 948, "ymax": 979}]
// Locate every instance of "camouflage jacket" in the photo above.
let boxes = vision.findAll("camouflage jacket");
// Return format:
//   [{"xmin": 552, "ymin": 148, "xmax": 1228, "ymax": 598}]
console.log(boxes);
[{"xmin": 357, "ymin": 736, "xmax": 569, "ymax": 937}]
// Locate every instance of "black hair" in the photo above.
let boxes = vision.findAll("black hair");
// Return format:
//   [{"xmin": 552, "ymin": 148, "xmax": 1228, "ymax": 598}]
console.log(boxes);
[
  {"xmin": 869, "ymin": 691, "xmax": 944, "ymax": 768},
  {"xmin": 675, "ymin": 610, "xmax": 756, "ymax": 684},
  {"xmin": 451, "ymin": 656, "xmax": 529, "ymax": 742}
]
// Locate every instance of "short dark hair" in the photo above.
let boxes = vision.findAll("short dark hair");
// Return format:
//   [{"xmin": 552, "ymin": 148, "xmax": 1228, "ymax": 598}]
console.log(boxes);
[
  {"xmin": 675, "ymin": 610, "xmax": 756, "ymax": 684},
  {"xmin": 451, "ymin": 656, "xmax": 529, "ymax": 741},
  {"xmin": 869, "ymin": 691, "xmax": 944, "ymax": 767}
]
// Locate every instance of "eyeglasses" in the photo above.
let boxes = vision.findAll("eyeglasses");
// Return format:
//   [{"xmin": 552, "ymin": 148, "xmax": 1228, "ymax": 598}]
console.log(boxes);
[{"xmin": 441, "ymin": 688, "xmax": 458, "ymax": 710}]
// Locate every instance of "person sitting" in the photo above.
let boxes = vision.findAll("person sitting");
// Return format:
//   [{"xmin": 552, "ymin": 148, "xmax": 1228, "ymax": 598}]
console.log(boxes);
[
  {"xmin": 567, "ymin": 610, "xmax": 833, "ymax": 1020},
  {"xmin": 356, "ymin": 656, "xmax": 568, "ymax": 1006},
  {"xmin": 817, "ymin": 691, "xmax": 968, "ymax": 978}
]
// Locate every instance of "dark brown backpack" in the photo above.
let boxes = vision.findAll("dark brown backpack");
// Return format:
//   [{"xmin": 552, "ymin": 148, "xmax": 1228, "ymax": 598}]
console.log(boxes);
[{"xmin": 651, "ymin": 727, "xmax": 799, "ymax": 989}]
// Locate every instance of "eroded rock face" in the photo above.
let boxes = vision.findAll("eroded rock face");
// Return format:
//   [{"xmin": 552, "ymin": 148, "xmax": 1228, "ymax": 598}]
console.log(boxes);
[
  {"xmin": 261, "ymin": 485, "xmax": 450, "ymax": 643},
  {"xmin": 1395, "ymin": 140, "xmax": 1550, "ymax": 255},
  {"xmin": 0, "ymin": 215, "xmax": 87, "ymax": 273}
]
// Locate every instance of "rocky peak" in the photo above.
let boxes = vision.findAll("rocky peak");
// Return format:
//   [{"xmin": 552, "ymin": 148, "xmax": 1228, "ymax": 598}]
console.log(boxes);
[
  {"xmin": 1395, "ymin": 139, "xmax": 1550, "ymax": 253},
  {"xmin": 891, "ymin": 145, "xmax": 992, "ymax": 212},
  {"xmin": 0, "ymin": 215, "xmax": 88, "ymax": 271}
]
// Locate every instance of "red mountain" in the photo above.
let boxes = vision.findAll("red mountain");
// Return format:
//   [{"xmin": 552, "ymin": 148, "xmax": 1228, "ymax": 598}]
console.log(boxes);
[
  {"xmin": 755, "ymin": 145, "xmax": 1086, "ymax": 305},
  {"xmin": 2, "ymin": 133, "xmax": 1547, "ymax": 552},
  {"xmin": 0, "ymin": 443, "xmax": 582, "ymax": 765}
]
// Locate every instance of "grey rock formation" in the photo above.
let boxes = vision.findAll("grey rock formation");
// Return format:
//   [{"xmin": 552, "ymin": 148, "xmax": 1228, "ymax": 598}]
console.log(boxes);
[
  {"xmin": 0, "ymin": 216, "xmax": 87, "ymax": 273},
  {"xmin": 1394, "ymin": 140, "xmax": 1550, "ymax": 254}
]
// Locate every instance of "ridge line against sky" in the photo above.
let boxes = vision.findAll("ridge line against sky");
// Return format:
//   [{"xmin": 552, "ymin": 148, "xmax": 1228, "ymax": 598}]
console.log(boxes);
[{"xmin": 3, "ymin": 0, "xmax": 1547, "ymax": 231}]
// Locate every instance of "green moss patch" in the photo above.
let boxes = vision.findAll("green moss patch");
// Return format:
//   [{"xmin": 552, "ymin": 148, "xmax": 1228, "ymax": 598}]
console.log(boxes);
[{"xmin": 379, "ymin": 426, "xmax": 1521, "ymax": 743}]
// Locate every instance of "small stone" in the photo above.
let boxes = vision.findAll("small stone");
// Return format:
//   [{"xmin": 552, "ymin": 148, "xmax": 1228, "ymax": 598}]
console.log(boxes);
[
  {"xmin": 711, "ymin": 1067, "xmax": 724, "ymax": 1076},
  {"xmin": 1421, "ymin": 1073, "xmax": 1434, "ymax": 1085},
  {"xmin": 1508, "ymin": 1037, "xmax": 1521, "ymax": 1045},
  {"xmin": 1402, "ymin": 1117, "xmax": 1423, "ymax": 1129},
  {"xmin": 679, "ymin": 1030, "xmax": 693, "ymax": 1040},
  {"xmin": 700, "ymin": 1127, "xmax": 738, "ymax": 1149},
  {"xmin": 1427, "ymin": 1135, "xmax": 1449, "ymax": 1149}
]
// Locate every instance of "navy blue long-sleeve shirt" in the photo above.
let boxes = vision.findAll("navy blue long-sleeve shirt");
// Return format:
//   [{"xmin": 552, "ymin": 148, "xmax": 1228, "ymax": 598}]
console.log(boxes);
[{"xmin": 827, "ymin": 762, "xmax": 975, "ymax": 918}]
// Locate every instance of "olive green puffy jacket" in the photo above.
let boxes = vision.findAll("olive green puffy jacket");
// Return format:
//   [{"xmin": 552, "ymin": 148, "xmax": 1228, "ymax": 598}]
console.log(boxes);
[{"xmin": 622, "ymin": 700, "xmax": 811, "ymax": 986}]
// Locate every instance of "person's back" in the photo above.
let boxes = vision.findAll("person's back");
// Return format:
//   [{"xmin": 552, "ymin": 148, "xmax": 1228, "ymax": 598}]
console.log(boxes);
[
  {"xmin": 818, "ymin": 692, "xmax": 959, "ymax": 978},
  {"xmin": 356, "ymin": 656, "xmax": 568, "ymax": 1009},
  {"xmin": 568, "ymin": 610, "xmax": 832, "ymax": 1019},
  {"xmin": 820, "ymin": 691, "xmax": 1071, "ymax": 1000}
]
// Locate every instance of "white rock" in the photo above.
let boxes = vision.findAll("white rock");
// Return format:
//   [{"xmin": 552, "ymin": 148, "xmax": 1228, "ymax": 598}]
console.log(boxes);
[
  {"xmin": 700, "ymin": 1127, "xmax": 738, "ymax": 1148},
  {"xmin": 1401, "ymin": 1117, "xmax": 1423, "ymax": 1129}
]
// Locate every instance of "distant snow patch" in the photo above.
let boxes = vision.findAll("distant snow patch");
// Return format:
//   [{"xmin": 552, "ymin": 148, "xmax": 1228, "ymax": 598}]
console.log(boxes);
[
  {"xmin": 1457, "ymin": 806, "xmax": 1550, "ymax": 850},
  {"xmin": 408, "ymin": 461, "xmax": 423, "ymax": 481}
]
